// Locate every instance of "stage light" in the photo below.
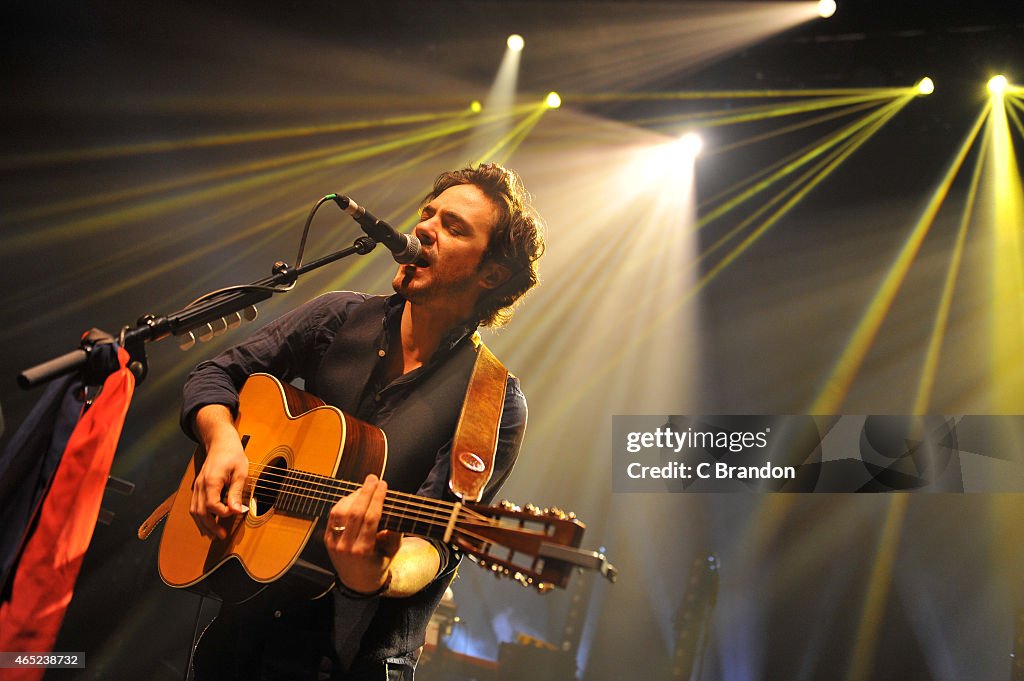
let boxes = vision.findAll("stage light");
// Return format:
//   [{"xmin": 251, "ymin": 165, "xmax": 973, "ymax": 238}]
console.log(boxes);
[
  {"xmin": 817, "ymin": 0, "xmax": 837, "ymax": 19},
  {"xmin": 679, "ymin": 132, "xmax": 704, "ymax": 157},
  {"xmin": 545, "ymin": 91, "xmax": 562, "ymax": 109},
  {"xmin": 637, "ymin": 132, "xmax": 704, "ymax": 184},
  {"xmin": 469, "ymin": 100, "xmax": 483, "ymax": 113},
  {"xmin": 916, "ymin": 77, "xmax": 934, "ymax": 96},
  {"xmin": 507, "ymin": 34, "xmax": 525, "ymax": 52},
  {"xmin": 989, "ymin": 75, "xmax": 1008, "ymax": 96}
]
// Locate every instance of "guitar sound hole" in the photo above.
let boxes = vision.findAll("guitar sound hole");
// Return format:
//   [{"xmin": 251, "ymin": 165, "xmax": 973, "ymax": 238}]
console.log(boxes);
[{"xmin": 253, "ymin": 456, "xmax": 287, "ymax": 517}]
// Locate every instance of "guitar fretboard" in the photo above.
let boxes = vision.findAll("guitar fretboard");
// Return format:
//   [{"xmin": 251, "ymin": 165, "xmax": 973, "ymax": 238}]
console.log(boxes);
[{"xmin": 249, "ymin": 465, "xmax": 455, "ymax": 542}]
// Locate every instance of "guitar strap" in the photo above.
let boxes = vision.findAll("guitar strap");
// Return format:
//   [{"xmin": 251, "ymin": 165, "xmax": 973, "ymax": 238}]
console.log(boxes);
[
  {"xmin": 139, "ymin": 494, "xmax": 173, "ymax": 540},
  {"xmin": 449, "ymin": 337, "xmax": 508, "ymax": 503}
]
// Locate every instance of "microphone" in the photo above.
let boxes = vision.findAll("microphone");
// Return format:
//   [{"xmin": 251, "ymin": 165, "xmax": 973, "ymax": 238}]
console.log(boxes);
[{"xmin": 332, "ymin": 195, "xmax": 421, "ymax": 265}]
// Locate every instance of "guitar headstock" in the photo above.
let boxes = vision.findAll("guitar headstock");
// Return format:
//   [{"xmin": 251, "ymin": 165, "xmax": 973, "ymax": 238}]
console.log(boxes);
[{"xmin": 454, "ymin": 500, "xmax": 609, "ymax": 592}]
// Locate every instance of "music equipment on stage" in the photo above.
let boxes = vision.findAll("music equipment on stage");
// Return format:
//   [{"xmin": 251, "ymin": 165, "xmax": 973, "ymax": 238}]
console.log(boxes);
[
  {"xmin": 154, "ymin": 373, "xmax": 615, "ymax": 602},
  {"xmin": 669, "ymin": 553, "xmax": 719, "ymax": 681},
  {"xmin": 420, "ymin": 587, "xmax": 458, "ymax": 665},
  {"xmin": 498, "ymin": 639, "xmax": 576, "ymax": 681},
  {"xmin": 332, "ymin": 194, "xmax": 422, "ymax": 265}
]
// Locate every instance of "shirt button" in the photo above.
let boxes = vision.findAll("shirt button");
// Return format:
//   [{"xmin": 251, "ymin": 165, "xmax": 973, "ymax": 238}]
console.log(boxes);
[
  {"xmin": 374, "ymin": 394, "xmax": 382, "ymax": 402},
  {"xmin": 273, "ymin": 610, "xmax": 282, "ymax": 619},
  {"xmin": 378, "ymin": 349, "xmax": 386, "ymax": 357}
]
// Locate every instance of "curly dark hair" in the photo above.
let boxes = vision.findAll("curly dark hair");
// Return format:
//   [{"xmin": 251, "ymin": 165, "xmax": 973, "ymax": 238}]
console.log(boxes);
[{"xmin": 425, "ymin": 163, "xmax": 545, "ymax": 327}]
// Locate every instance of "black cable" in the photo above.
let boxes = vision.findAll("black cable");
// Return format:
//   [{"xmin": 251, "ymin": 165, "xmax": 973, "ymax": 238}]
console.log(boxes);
[
  {"xmin": 295, "ymin": 193, "xmax": 339, "ymax": 269},
  {"xmin": 184, "ymin": 593, "xmax": 206, "ymax": 681},
  {"xmin": 178, "ymin": 283, "xmax": 292, "ymax": 314}
]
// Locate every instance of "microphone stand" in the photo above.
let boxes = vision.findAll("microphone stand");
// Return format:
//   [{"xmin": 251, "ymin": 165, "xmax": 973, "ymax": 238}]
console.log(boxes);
[{"xmin": 18, "ymin": 235, "xmax": 378, "ymax": 390}]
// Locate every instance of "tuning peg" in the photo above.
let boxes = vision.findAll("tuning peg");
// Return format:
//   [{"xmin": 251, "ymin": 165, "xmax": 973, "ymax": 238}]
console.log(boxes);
[
  {"xmin": 536, "ymin": 583, "xmax": 554, "ymax": 594},
  {"xmin": 546, "ymin": 507, "xmax": 568, "ymax": 520},
  {"xmin": 197, "ymin": 323, "xmax": 215, "ymax": 343},
  {"xmin": 211, "ymin": 317, "xmax": 229, "ymax": 337},
  {"xmin": 525, "ymin": 504, "xmax": 542, "ymax": 516},
  {"xmin": 179, "ymin": 330, "xmax": 197, "ymax": 351},
  {"xmin": 243, "ymin": 305, "xmax": 258, "ymax": 322},
  {"xmin": 225, "ymin": 311, "xmax": 243, "ymax": 330}
]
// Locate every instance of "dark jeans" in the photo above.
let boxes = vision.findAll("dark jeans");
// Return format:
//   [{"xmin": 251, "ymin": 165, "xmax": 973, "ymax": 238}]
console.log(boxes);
[{"xmin": 190, "ymin": 600, "xmax": 415, "ymax": 681}]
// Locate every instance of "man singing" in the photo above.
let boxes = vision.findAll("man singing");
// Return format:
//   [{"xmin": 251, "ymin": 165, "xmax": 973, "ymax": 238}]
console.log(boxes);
[{"xmin": 181, "ymin": 163, "xmax": 545, "ymax": 680}]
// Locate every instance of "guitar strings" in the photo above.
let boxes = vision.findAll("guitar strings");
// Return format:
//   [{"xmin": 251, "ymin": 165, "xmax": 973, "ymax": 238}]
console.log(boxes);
[
  {"xmin": 240, "ymin": 463, "xmax": 511, "ymax": 541},
  {"xmin": 218, "ymin": 462, "xmax": 555, "ymax": 573},
  {"xmin": 246, "ymin": 462, "xmax": 465, "ymax": 522},
  {"xmin": 245, "ymin": 482, "xmax": 499, "ymax": 539},
  {"xmin": 241, "ymin": 482, "xmax": 500, "ymax": 548},
  {"xmin": 246, "ymin": 461, "xmax": 495, "ymax": 523}
]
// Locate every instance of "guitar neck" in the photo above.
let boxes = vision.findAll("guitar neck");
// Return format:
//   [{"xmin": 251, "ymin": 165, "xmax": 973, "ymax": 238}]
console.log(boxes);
[
  {"xmin": 249, "ymin": 464, "xmax": 455, "ymax": 542},
  {"xmin": 244, "ymin": 460, "xmax": 609, "ymax": 592}
]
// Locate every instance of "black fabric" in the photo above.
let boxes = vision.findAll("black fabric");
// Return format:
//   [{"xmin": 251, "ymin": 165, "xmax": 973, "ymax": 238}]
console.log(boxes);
[
  {"xmin": 312, "ymin": 295, "xmax": 480, "ymax": 495},
  {"xmin": 306, "ymin": 295, "xmax": 388, "ymax": 415},
  {"xmin": 0, "ymin": 374, "xmax": 80, "ymax": 604}
]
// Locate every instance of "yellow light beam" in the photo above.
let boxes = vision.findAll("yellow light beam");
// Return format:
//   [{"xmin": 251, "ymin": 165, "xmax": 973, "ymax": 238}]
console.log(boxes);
[
  {"xmin": 566, "ymin": 87, "xmax": 909, "ymax": 102},
  {"xmin": 698, "ymin": 98, "xmax": 901, "ymax": 230},
  {"xmin": 474, "ymin": 104, "xmax": 548, "ymax": 165},
  {"xmin": 913, "ymin": 127, "xmax": 990, "ymax": 413},
  {"xmin": 181, "ymin": 131, "xmax": 477, "ymax": 309},
  {"xmin": 8, "ymin": 153, "xmax": 357, "ymax": 323},
  {"xmin": 536, "ymin": 100, "xmax": 905, "ymax": 399},
  {"xmin": 0, "ymin": 109, "xmax": 477, "ymax": 170},
  {"xmin": 7, "ymin": 106, "xmax": 532, "ymax": 254},
  {"xmin": 696, "ymin": 117, "xmax": 873, "ymax": 270},
  {"xmin": 632, "ymin": 91, "xmax": 901, "ymax": 129},
  {"xmin": 12, "ymin": 113, "xmax": 492, "ymax": 337},
  {"xmin": 700, "ymin": 100, "xmax": 891, "ymax": 209},
  {"xmin": 66, "ymin": 92, "xmax": 491, "ymax": 115},
  {"xmin": 710, "ymin": 98, "xmax": 885, "ymax": 157},
  {"xmin": 843, "ymin": 495, "xmax": 909, "ymax": 681},
  {"xmin": 6, "ymin": 127, "xmax": 432, "ymax": 227},
  {"xmin": 987, "ymin": 85, "xmax": 1024, "ymax": 411},
  {"xmin": 8, "ymin": 105, "xmax": 530, "ymax": 227},
  {"xmin": 545, "ymin": 97, "xmax": 912, "ymax": 422},
  {"xmin": 697, "ymin": 97, "xmax": 910, "ymax": 295},
  {"xmin": 0, "ymin": 202, "xmax": 307, "ymax": 343},
  {"xmin": 1005, "ymin": 96, "xmax": 1024, "ymax": 140},
  {"xmin": 809, "ymin": 102, "xmax": 991, "ymax": 414}
]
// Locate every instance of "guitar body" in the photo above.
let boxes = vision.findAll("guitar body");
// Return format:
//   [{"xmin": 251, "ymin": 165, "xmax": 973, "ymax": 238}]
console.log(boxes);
[
  {"xmin": 154, "ymin": 374, "xmax": 608, "ymax": 600},
  {"xmin": 158, "ymin": 373, "xmax": 387, "ymax": 601}
]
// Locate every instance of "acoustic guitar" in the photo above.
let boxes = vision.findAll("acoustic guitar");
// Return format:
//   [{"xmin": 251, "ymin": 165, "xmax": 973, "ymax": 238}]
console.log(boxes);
[{"xmin": 157, "ymin": 373, "xmax": 615, "ymax": 602}]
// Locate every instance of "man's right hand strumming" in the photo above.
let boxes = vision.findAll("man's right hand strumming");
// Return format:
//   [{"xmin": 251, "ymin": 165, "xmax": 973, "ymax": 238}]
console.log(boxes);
[{"xmin": 189, "ymin": 404, "xmax": 250, "ymax": 540}]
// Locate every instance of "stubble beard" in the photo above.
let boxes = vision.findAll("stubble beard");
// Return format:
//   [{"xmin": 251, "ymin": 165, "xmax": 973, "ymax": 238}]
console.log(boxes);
[{"xmin": 392, "ymin": 263, "xmax": 481, "ymax": 318}]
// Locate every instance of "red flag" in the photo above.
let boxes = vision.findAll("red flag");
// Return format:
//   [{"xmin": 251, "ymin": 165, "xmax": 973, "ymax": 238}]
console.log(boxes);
[{"xmin": 0, "ymin": 348, "xmax": 135, "ymax": 680}]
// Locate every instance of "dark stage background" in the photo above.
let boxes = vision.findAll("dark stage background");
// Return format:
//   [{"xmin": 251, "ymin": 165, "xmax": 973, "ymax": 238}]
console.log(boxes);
[{"xmin": 3, "ymin": 1, "xmax": 1024, "ymax": 680}]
